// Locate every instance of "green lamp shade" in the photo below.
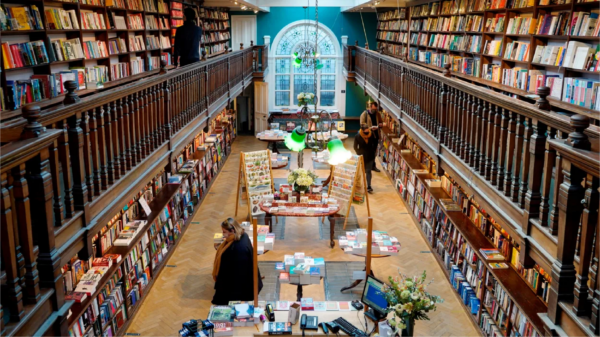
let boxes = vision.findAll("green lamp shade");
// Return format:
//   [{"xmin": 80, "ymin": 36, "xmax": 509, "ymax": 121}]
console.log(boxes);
[
  {"xmin": 327, "ymin": 138, "xmax": 352, "ymax": 165},
  {"xmin": 284, "ymin": 126, "xmax": 306, "ymax": 152}
]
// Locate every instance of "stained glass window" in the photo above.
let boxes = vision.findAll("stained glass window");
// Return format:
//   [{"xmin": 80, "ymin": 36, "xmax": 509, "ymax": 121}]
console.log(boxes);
[{"xmin": 275, "ymin": 24, "xmax": 336, "ymax": 56}]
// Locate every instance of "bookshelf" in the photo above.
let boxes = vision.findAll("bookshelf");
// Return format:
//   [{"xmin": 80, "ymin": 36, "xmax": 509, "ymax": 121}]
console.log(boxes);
[
  {"xmin": 0, "ymin": 0, "xmax": 231, "ymax": 114},
  {"xmin": 377, "ymin": 0, "xmax": 600, "ymax": 114},
  {"xmin": 59, "ymin": 108, "xmax": 235, "ymax": 337},
  {"xmin": 198, "ymin": 7, "xmax": 230, "ymax": 58},
  {"xmin": 377, "ymin": 117, "xmax": 550, "ymax": 336}
]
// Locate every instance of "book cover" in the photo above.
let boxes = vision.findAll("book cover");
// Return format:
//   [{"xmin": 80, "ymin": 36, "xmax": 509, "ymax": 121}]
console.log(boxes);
[
  {"xmin": 209, "ymin": 306, "xmax": 234, "ymax": 322},
  {"xmin": 338, "ymin": 301, "xmax": 351, "ymax": 311},
  {"xmin": 326, "ymin": 302, "xmax": 339, "ymax": 311},
  {"xmin": 314, "ymin": 301, "xmax": 327, "ymax": 311},
  {"xmin": 276, "ymin": 301, "xmax": 289, "ymax": 311}
]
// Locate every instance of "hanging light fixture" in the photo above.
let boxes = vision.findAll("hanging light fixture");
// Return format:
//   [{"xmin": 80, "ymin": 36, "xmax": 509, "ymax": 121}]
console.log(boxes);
[
  {"xmin": 327, "ymin": 137, "xmax": 352, "ymax": 165},
  {"xmin": 284, "ymin": 126, "xmax": 307, "ymax": 152}
]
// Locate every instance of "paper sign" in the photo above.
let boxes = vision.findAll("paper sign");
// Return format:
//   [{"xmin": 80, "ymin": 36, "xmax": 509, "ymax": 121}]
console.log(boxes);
[{"xmin": 139, "ymin": 196, "xmax": 152, "ymax": 216}]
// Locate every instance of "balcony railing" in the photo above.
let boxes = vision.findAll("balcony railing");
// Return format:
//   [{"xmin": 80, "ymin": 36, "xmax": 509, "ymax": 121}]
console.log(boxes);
[
  {"xmin": 344, "ymin": 45, "xmax": 599, "ymax": 336},
  {"xmin": 0, "ymin": 45, "xmax": 267, "ymax": 337}
]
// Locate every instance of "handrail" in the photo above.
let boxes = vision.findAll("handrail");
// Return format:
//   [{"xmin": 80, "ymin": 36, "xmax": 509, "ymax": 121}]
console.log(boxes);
[
  {"xmin": 1, "ymin": 46, "xmax": 262, "ymax": 134},
  {"xmin": 351, "ymin": 46, "xmax": 600, "ymax": 141}
]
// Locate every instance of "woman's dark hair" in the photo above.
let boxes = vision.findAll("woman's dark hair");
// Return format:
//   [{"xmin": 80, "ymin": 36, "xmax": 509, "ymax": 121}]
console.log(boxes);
[{"xmin": 184, "ymin": 8, "xmax": 197, "ymax": 21}]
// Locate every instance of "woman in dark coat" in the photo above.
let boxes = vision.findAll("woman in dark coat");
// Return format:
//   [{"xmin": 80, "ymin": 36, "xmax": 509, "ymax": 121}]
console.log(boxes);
[{"xmin": 212, "ymin": 218, "xmax": 263, "ymax": 305}]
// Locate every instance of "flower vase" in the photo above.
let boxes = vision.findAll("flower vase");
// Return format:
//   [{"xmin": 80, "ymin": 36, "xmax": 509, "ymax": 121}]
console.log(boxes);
[
  {"xmin": 401, "ymin": 317, "xmax": 415, "ymax": 337},
  {"xmin": 294, "ymin": 183, "xmax": 309, "ymax": 193}
]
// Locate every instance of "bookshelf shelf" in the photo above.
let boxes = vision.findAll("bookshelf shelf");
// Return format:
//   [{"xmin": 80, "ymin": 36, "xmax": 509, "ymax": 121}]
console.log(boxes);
[
  {"xmin": 1, "ymin": 29, "xmax": 44, "ymax": 35},
  {"xmin": 377, "ymin": 126, "xmax": 549, "ymax": 336},
  {"xmin": 5, "ymin": 63, "xmax": 50, "ymax": 72}
]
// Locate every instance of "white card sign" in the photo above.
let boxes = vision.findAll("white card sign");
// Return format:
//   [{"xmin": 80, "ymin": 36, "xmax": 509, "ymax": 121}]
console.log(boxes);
[{"xmin": 139, "ymin": 196, "xmax": 152, "ymax": 216}]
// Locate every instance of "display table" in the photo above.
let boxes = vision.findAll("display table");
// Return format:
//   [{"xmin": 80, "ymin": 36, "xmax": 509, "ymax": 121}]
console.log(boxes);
[
  {"xmin": 259, "ymin": 201, "xmax": 341, "ymax": 248},
  {"xmin": 257, "ymin": 137, "xmax": 284, "ymax": 154},
  {"xmin": 338, "ymin": 249, "xmax": 391, "ymax": 292},
  {"xmin": 225, "ymin": 309, "xmax": 373, "ymax": 336},
  {"xmin": 285, "ymin": 279, "xmax": 324, "ymax": 302}
]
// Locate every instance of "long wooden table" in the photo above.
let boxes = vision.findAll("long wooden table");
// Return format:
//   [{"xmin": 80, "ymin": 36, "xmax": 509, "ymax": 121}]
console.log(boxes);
[{"xmin": 229, "ymin": 309, "xmax": 377, "ymax": 336}]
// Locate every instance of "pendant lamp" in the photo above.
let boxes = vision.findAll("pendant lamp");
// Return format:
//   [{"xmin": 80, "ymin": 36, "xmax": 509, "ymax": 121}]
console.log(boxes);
[
  {"xmin": 284, "ymin": 126, "xmax": 307, "ymax": 152},
  {"xmin": 327, "ymin": 137, "xmax": 352, "ymax": 165}
]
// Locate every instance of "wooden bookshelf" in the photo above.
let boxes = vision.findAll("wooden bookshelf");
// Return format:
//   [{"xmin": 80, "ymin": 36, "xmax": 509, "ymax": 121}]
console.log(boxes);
[
  {"xmin": 198, "ymin": 7, "xmax": 230, "ymax": 57},
  {"xmin": 0, "ymin": 0, "xmax": 231, "ymax": 114},
  {"xmin": 376, "ymin": 0, "xmax": 600, "ymax": 114},
  {"xmin": 378, "ymin": 125, "xmax": 548, "ymax": 337},
  {"xmin": 62, "ymin": 111, "xmax": 236, "ymax": 337}
]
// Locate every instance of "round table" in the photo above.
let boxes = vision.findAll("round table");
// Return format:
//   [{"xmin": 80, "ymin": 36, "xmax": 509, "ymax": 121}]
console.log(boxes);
[
  {"xmin": 257, "ymin": 137, "xmax": 285, "ymax": 154},
  {"xmin": 259, "ymin": 201, "xmax": 342, "ymax": 248},
  {"xmin": 286, "ymin": 279, "xmax": 323, "ymax": 302}
]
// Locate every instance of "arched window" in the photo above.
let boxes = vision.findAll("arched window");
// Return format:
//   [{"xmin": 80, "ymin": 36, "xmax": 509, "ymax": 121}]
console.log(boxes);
[{"xmin": 271, "ymin": 21, "xmax": 341, "ymax": 110}]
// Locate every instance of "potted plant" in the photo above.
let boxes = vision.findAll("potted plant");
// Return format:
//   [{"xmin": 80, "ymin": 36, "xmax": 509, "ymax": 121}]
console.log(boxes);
[
  {"xmin": 287, "ymin": 168, "xmax": 318, "ymax": 193},
  {"xmin": 384, "ymin": 271, "xmax": 443, "ymax": 337}
]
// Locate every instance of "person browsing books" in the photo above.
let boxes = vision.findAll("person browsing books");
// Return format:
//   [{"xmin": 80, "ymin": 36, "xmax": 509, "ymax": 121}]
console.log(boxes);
[
  {"xmin": 212, "ymin": 218, "xmax": 263, "ymax": 305},
  {"xmin": 359, "ymin": 101, "xmax": 384, "ymax": 172},
  {"xmin": 354, "ymin": 123, "xmax": 377, "ymax": 194},
  {"xmin": 173, "ymin": 8, "xmax": 203, "ymax": 67}
]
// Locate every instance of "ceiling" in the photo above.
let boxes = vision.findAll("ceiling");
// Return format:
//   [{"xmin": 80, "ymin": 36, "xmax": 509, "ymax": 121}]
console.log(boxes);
[{"xmin": 201, "ymin": 0, "xmax": 407, "ymax": 13}]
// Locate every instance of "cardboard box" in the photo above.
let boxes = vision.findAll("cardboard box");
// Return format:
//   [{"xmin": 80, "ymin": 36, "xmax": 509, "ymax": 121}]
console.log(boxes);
[{"xmin": 288, "ymin": 303, "xmax": 301, "ymax": 324}]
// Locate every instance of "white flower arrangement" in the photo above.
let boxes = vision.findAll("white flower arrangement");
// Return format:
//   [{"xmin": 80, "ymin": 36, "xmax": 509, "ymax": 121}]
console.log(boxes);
[
  {"xmin": 384, "ymin": 270, "xmax": 443, "ymax": 334},
  {"xmin": 287, "ymin": 168, "xmax": 319, "ymax": 192},
  {"xmin": 297, "ymin": 92, "xmax": 315, "ymax": 107}
]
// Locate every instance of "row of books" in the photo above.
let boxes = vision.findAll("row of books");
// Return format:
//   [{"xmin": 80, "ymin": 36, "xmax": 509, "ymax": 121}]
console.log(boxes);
[
  {"xmin": 486, "ymin": 14, "xmax": 506, "ymax": 33},
  {"xmin": 146, "ymin": 15, "xmax": 170, "ymax": 30},
  {"xmin": 425, "ymin": 15, "xmax": 484, "ymax": 32},
  {"xmin": 378, "ymin": 20, "xmax": 408, "ymax": 31},
  {"xmin": 45, "ymin": 7, "xmax": 79, "ymax": 30},
  {"xmin": 506, "ymin": 16, "xmax": 536, "ymax": 35},
  {"xmin": 2, "ymin": 37, "xmax": 93, "ymax": 69},
  {"xmin": 80, "ymin": 10, "xmax": 107, "ymax": 30},
  {"xmin": 0, "ymin": 4, "xmax": 44, "ymax": 31},
  {"xmin": 450, "ymin": 55, "xmax": 481, "ymax": 77},
  {"xmin": 378, "ymin": 9, "xmax": 406, "ymax": 20},
  {"xmin": 503, "ymin": 41, "xmax": 529, "ymax": 61},
  {"xmin": 2, "ymin": 41, "xmax": 49, "ymax": 69},
  {"xmin": 202, "ymin": 32, "xmax": 231, "ymax": 43},
  {"xmin": 378, "ymin": 42, "xmax": 407, "ymax": 57},
  {"xmin": 201, "ymin": 8, "xmax": 229, "ymax": 20},
  {"xmin": 202, "ymin": 20, "xmax": 230, "ymax": 31}
]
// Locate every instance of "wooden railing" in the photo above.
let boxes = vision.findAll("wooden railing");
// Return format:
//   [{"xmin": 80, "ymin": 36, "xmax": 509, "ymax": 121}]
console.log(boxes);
[
  {"xmin": 344, "ymin": 45, "xmax": 600, "ymax": 336},
  {"xmin": 0, "ymin": 45, "xmax": 266, "ymax": 337}
]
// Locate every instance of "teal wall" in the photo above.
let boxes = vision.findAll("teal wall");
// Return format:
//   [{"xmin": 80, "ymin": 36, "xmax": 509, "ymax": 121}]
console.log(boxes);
[{"xmin": 230, "ymin": 7, "xmax": 377, "ymax": 122}]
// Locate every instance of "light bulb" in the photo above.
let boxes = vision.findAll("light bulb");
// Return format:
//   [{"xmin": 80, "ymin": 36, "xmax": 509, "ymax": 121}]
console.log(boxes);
[
  {"xmin": 234, "ymin": 1, "xmax": 237, "ymax": 4},
  {"xmin": 254, "ymin": 9, "xmax": 258, "ymax": 13}
]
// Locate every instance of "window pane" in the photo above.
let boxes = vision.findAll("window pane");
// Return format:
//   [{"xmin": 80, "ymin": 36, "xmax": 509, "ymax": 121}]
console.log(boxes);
[
  {"xmin": 275, "ymin": 75, "xmax": 290, "ymax": 90},
  {"xmin": 321, "ymin": 59, "xmax": 336, "ymax": 73},
  {"xmin": 320, "ymin": 91, "xmax": 335, "ymax": 106},
  {"xmin": 276, "ymin": 59, "xmax": 290, "ymax": 74},
  {"xmin": 293, "ymin": 58, "xmax": 315, "ymax": 74},
  {"xmin": 275, "ymin": 91, "xmax": 290, "ymax": 106},
  {"xmin": 321, "ymin": 75, "xmax": 335, "ymax": 91},
  {"xmin": 293, "ymin": 75, "xmax": 315, "ymax": 104}
]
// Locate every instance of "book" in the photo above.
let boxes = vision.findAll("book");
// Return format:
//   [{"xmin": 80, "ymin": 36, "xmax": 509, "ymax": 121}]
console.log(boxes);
[
  {"xmin": 314, "ymin": 301, "xmax": 327, "ymax": 311},
  {"xmin": 338, "ymin": 301, "xmax": 351, "ymax": 311},
  {"xmin": 300, "ymin": 298, "xmax": 314, "ymax": 310},
  {"xmin": 489, "ymin": 262, "xmax": 509, "ymax": 269},
  {"xmin": 264, "ymin": 322, "xmax": 292, "ymax": 335},
  {"xmin": 234, "ymin": 303, "xmax": 253, "ymax": 318},
  {"xmin": 326, "ymin": 301, "xmax": 339, "ymax": 311},
  {"xmin": 479, "ymin": 248, "xmax": 505, "ymax": 261},
  {"xmin": 213, "ymin": 322, "xmax": 234, "ymax": 337},
  {"xmin": 208, "ymin": 306, "xmax": 234, "ymax": 322},
  {"xmin": 275, "ymin": 301, "xmax": 289, "ymax": 311}
]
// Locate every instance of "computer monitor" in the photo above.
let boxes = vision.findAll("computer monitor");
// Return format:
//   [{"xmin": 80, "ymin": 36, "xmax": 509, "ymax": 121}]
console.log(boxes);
[{"xmin": 361, "ymin": 275, "xmax": 388, "ymax": 320}]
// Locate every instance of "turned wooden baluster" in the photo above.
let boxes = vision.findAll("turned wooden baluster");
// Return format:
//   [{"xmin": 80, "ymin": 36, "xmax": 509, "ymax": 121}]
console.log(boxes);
[
  {"xmin": 479, "ymin": 101, "xmax": 489, "ymax": 176},
  {"xmin": 504, "ymin": 112, "xmax": 516, "ymax": 196},
  {"xmin": 525, "ymin": 120, "xmax": 549, "ymax": 221},
  {"xmin": 55, "ymin": 120, "xmax": 74, "ymax": 219},
  {"xmin": 95, "ymin": 106, "xmax": 109, "ymax": 191},
  {"xmin": 471, "ymin": 98, "xmax": 482, "ymax": 169},
  {"xmin": 1, "ymin": 174, "xmax": 24, "ymax": 321},
  {"xmin": 469, "ymin": 97, "xmax": 480, "ymax": 168},
  {"xmin": 438, "ymin": 83, "xmax": 448, "ymax": 146},
  {"xmin": 539, "ymin": 127, "xmax": 557, "ymax": 228},
  {"xmin": 573, "ymin": 175, "xmax": 598, "ymax": 315},
  {"xmin": 511, "ymin": 115, "xmax": 525, "ymax": 203},
  {"xmin": 460, "ymin": 92, "xmax": 469, "ymax": 160},
  {"xmin": 548, "ymin": 115, "xmax": 591, "ymax": 323},
  {"xmin": 67, "ymin": 112, "xmax": 89, "ymax": 211},
  {"xmin": 11, "ymin": 164, "xmax": 40, "ymax": 304},
  {"xmin": 519, "ymin": 117, "xmax": 533, "ymax": 208},
  {"xmin": 484, "ymin": 104, "xmax": 496, "ymax": 181},
  {"xmin": 103, "ymin": 103, "xmax": 115, "ymax": 184},
  {"xmin": 463, "ymin": 93, "xmax": 473, "ymax": 162},
  {"xmin": 114, "ymin": 99, "xmax": 127, "ymax": 174},
  {"xmin": 7, "ymin": 174, "xmax": 26, "ymax": 291},
  {"xmin": 26, "ymin": 148, "xmax": 65, "ymax": 311},
  {"xmin": 447, "ymin": 87, "xmax": 455, "ymax": 148},
  {"xmin": 81, "ymin": 111, "xmax": 94, "ymax": 201},
  {"xmin": 89, "ymin": 110, "xmax": 101, "ymax": 196},
  {"xmin": 489, "ymin": 106, "xmax": 501, "ymax": 186},
  {"xmin": 139, "ymin": 89, "xmax": 148, "ymax": 157},
  {"xmin": 453, "ymin": 91, "xmax": 462, "ymax": 154},
  {"xmin": 164, "ymin": 80, "xmax": 172, "ymax": 140},
  {"xmin": 149, "ymin": 85, "xmax": 158, "ymax": 150},
  {"xmin": 157, "ymin": 84, "xmax": 164, "ymax": 144},
  {"xmin": 121, "ymin": 97, "xmax": 132, "ymax": 171},
  {"xmin": 47, "ymin": 136, "xmax": 64, "ymax": 224},
  {"xmin": 591, "ymin": 228, "xmax": 600, "ymax": 333},
  {"xmin": 497, "ymin": 108, "xmax": 509, "ymax": 190},
  {"xmin": 131, "ymin": 93, "xmax": 141, "ymax": 164}
]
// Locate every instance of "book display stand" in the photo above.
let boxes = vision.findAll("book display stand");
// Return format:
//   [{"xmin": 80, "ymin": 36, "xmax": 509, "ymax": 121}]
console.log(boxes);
[
  {"xmin": 327, "ymin": 154, "xmax": 371, "ymax": 229},
  {"xmin": 235, "ymin": 150, "xmax": 275, "ymax": 219}
]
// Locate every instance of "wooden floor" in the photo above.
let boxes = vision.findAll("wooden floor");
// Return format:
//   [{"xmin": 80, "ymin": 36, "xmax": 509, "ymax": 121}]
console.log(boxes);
[{"xmin": 126, "ymin": 136, "xmax": 481, "ymax": 336}]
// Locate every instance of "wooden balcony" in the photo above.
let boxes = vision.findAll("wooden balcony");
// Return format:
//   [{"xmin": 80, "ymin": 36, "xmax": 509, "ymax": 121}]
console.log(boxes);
[
  {"xmin": 343, "ymin": 45, "xmax": 600, "ymax": 337},
  {"xmin": 0, "ymin": 45, "xmax": 267, "ymax": 337}
]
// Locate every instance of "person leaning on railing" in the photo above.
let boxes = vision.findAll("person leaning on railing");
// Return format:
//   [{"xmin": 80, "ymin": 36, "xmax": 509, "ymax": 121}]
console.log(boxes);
[{"xmin": 174, "ymin": 8, "xmax": 203, "ymax": 67}]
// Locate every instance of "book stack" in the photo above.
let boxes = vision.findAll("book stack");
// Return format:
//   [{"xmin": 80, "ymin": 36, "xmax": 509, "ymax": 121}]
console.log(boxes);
[
  {"xmin": 108, "ymin": 38, "xmax": 128, "ymax": 55},
  {"xmin": 568, "ymin": 11, "xmax": 599, "ymax": 36},
  {"xmin": 535, "ymin": 12, "xmax": 570, "ymax": 35},
  {"xmin": 45, "ymin": 7, "xmax": 78, "ymax": 30},
  {"xmin": 110, "ymin": 62, "xmax": 130, "ymax": 81},
  {"xmin": 146, "ymin": 35, "xmax": 161, "ymax": 50},
  {"xmin": 479, "ymin": 248, "xmax": 505, "ymax": 261},
  {"xmin": 2, "ymin": 41, "xmax": 49, "ymax": 69},
  {"xmin": 128, "ymin": 13, "xmax": 144, "ymax": 30},
  {"xmin": 113, "ymin": 220, "xmax": 147, "ymax": 246},
  {"xmin": 80, "ymin": 10, "xmax": 106, "ymax": 30},
  {"xmin": 51, "ymin": 38, "xmax": 86, "ymax": 61},
  {"xmin": 277, "ymin": 253, "xmax": 324, "ymax": 284},
  {"xmin": 503, "ymin": 41, "xmax": 530, "ymax": 61},
  {"xmin": 129, "ymin": 36, "xmax": 146, "ymax": 51},
  {"xmin": 338, "ymin": 229, "xmax": 401, "ymax": 255},
  {"xmin": 82, "ymin": 40, "xmax": 108, "ymax": 59},
  {"xmin": 0, "ymin": 5, "xmax": 44, "ymax": 31}
]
